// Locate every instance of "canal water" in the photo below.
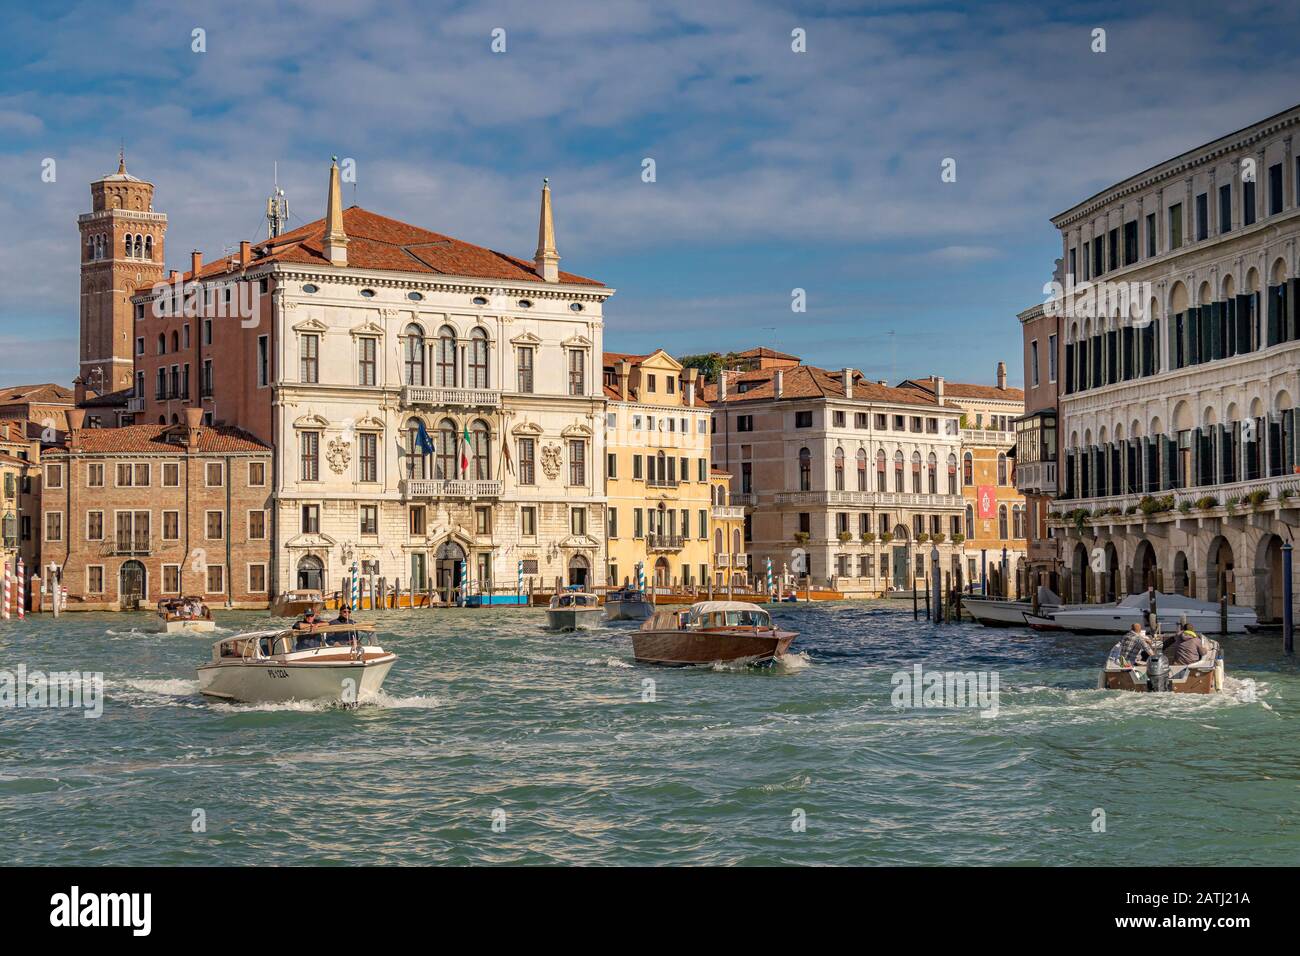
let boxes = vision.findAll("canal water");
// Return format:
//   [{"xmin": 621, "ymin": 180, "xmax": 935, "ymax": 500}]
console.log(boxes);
[{"xmin": 1, "ymin": 603, "xmax": 1296, "ymax": 865}]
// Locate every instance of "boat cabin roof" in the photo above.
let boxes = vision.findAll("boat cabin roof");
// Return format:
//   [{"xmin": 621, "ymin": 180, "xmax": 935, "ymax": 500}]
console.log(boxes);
[
  {"xmin": 553, "ymin": 592, "xmax": 598, "ymax": 607},
  {"xmin": 691, "ymin": 601, "xmax": 768, "ymax": 614}
]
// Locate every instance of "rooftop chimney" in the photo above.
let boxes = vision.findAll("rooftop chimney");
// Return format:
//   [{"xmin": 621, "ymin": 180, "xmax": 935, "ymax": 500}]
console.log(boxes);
[
  {"xmin": 190, "ymin": 250, "xmax": 203, "ymax": 277},
  {"xmin": 184, "ymin": 406, "xmax": 204, "ymax": 449},
  {"xmin": 996, "ymin": 361, "xmax": 1007, "ymax": 390},
  {"xmin": 322, "ymin": 156, "xmax": 349, "ymax": 267},
  {"xmin": 842, "ymin": 368, "xmax": 853, "ymax": 399},
  {"xmin": 685, "ymin": 367, "xmax": 699, "ymax": 407},
  {"xmin": 66, "ymin": 408, "xmax": 85, "ymax": 449},
  {"xmin": 934, "ymin": 376, "xmax": 945, "ymax": 406},
  {"xmin": 239, "ymin": 240, "xmax": 251, "ymax": 268},
  {"xmin": 534, "ymin": 178, "xmax": 560, "ymax": 282},
  {"xmin": 719, "ymin": 369, "xmax": 729, "ymax": 400},
  {"xmin": 616, "ymin": 359, "xmax": 631, "ymax": 401},
  {"xmin": 774, "ymin": 369, "xmax": 784, "ymax": 399}
]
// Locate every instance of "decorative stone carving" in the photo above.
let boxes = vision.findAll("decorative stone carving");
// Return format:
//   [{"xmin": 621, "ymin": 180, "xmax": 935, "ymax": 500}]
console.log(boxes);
[
  {"xmin": 327, "ymin": 437, "xmax": 351, "ymax": 474},
  {"xmin": 541, "ymin": 442, "xmax": 563, "ymax": 480}
]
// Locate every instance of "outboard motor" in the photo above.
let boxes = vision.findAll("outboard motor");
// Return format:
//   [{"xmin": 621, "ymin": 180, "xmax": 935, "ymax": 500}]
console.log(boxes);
[{"xmin": 1146, "ymin": 652, "xmax": 1172, "ymax": 693}]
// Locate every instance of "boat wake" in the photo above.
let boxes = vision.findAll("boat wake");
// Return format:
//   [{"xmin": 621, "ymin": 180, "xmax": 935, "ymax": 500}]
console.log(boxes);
[
  {"xmin": 206, "ymin": 689, "xmax": 439, "ymax": 714},
  {"xmin": 585, "ymin": 656, "xmax": 633, "ymax": 669}
]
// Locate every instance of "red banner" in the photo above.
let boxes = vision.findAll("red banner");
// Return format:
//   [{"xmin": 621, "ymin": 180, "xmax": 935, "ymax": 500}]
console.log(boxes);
[{"xmin": 977, "ymin": 485, "xmax": 996, "ymax": 519}]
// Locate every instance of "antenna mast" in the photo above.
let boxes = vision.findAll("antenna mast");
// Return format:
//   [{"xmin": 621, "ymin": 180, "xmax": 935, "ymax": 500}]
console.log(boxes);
[{"xmin": 266, "ymin": 161, "xmax": 288, "ymax": 238}]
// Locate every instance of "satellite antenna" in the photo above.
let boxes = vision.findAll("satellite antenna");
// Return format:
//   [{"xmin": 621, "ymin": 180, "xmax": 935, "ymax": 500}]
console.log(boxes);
[{"xmin": 266, "ymin": 161, "xmax": 288, "ymax": 238}]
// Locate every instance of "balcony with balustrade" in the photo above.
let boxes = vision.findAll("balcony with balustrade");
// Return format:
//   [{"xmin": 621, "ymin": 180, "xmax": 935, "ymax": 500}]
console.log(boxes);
[
  {"xmin": 774, "ymin": 490, "xmax": 963, "ymax": 509},
  {"xmin": 402, "ymin": 385, "xmax": 501, "ymax": 409},
  {"xmin": 711, "ymin": 504, "xmax": 745, "ymax": 520},
  {"xmin": 1015, "ymin": 460, "xmax": 1057, "ymax": 496},
  {"xmin": 401, "ymin": 478, "xmax": 503, "ymax": 500},
  {"xmin": 646, "ymin": 533, "xmax": 685, "ymax": 551}
]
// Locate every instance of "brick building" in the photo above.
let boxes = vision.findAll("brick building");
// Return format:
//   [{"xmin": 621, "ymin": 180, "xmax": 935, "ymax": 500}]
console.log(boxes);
[{"xmin": 41, "ymin": 408, "xmax": 272, "ymax": 610}]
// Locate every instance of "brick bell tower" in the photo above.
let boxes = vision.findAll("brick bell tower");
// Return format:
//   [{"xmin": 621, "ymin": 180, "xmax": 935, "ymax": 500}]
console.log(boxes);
[{"xmin": 77, "ymin": 152, "xmax": 166, "ymax": 396}]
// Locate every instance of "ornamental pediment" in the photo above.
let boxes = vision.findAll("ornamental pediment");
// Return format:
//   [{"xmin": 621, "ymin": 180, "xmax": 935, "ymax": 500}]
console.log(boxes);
[
  {"xmin": 283, "ymin": 532, "xmax": 338, "ymax": 550},
  {"xmin": 561, "ymin": 333, "xmax": 592, "ymax": 349},
  {"xmin": 561, "ymin": 421, "xmax": 592, "ymax": 438},
  {"xmin": 292, "ymin": 317, "xmax": 328, "ymax": 333},
  {"xmin": 511, "ymin": 420, "xmax": 544, "ymax": 437},
  {"xmin": 349, "ymin": 319, "xmax": 385, "ymax": 337},
  {"xmin": 510, "ymin": 331, "xmax": 542, "ymax": 346},
  {"xmin": 293, "ymin": 412, "xmax": 331, "ymax": 429},
  {"xmin": 559, "ymin": 534, "xmax": 599, "ymax": 550}
]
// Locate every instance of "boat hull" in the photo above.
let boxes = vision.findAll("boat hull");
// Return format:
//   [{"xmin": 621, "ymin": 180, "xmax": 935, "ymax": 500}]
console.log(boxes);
[
  {"xmin": 604, "ymin": 599, "xmax": 653, "ymax": 622},
  {"xmin": 632, "ymin": 628, "xmax": 795, "ymax": 666},
  {"xmin": 1048, "ymin": 607, "xmax": 1254, "ymax": 635},
  {"xmin": 1099, "ymin": 659, "xmax": 1224, "ymax": 694},
  {"xmin": 546, "ymin": 608, "xmax": 603, "ymax": 631},
  {"xmin": 160, "ymin": 618, "xmax": 216, "ymax": 634},
  {"xmin": 197, "ymin": 654, "xmax": 396, "ymax": 704},
  {"xmin": 963, "ymin": 599, "xmax": 1039, "ymax": 626}
]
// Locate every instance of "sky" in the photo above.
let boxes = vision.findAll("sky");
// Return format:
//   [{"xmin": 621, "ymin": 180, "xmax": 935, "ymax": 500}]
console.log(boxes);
[{"xmin": 1, "ymin": 0, "xmax": 1299, "ymax": 389}]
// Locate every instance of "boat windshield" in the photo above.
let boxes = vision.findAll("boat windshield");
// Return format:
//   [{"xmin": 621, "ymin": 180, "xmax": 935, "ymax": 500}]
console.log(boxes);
[{"xmin": 691, "ymin": 608, "xmax": 771, "ymax": 628}]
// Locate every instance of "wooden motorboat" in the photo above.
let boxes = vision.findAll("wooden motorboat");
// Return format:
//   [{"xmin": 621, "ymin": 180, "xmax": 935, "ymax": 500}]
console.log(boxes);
[
  {"xmin": 633, "ymin": 601, "xmax": 797, "ymax": 666},
  {"xmin": 1099, "ymin": 635, "xmax": 1224, "ymax": 694},
  {"xmin": 603, "ymin": 587, "xmax": 653, "ymax": 621},
  {"xmin": 271, "ymin": 589, "xmax": 325, "ymax": 618},
  {"xmin": 197, "ymin": 623, "xmax": 396, "ymax": 705},
  {"xmin": 156, "ymin": 597, "xmax": 215, "ymax": 633},
  {"xmin": 546, "ymin": 591, "xmax": 603, "ymax": 631}
]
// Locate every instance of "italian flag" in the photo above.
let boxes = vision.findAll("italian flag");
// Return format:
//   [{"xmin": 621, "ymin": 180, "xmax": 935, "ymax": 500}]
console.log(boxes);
[{"xmin": 461, "ymin": 423, "xmax": 471, "ymax": 476}]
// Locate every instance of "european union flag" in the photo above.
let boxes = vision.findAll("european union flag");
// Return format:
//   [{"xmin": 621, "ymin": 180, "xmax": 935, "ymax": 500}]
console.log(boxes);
[{"xmin": 415, "ymin": 419, "xmax": 434, "ymax": 454}]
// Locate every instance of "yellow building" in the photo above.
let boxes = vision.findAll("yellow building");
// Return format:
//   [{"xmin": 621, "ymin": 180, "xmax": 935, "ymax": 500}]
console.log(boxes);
[
  {"xmin": 602, "ymin": 351, "xmax": 712, "ymax": 589},
  {"xmin": 708, "ymin": 468, "xmax": 749, "ymax": 589}
]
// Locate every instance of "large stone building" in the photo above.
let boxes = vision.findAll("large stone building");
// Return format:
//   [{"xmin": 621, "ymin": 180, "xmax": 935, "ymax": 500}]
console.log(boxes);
[
  {"xmin": 1048, "ymin": 103, "xmax": 1300, "ymax": 621},
  {"xmin": 705, "ymin": 349, "xmax": 964, "ymax": 597},
  {"xmin": 128, "ymin": 161, "xmax": 610, "ymax": 600},
  {"xmin": 41, "ymin": 409, "xmax": 272, "ymax": 610},
  {"xmin": 601, "ymin": 350, "xmax": 712, "ymax": 589},
  {"xmin": 0, "ymin": 421, "xmax": 42, "ymax": 585},
  {"xmin": 1014, "ymin": 301, "xmax": 1062, "ymax": 592},
  {"xmin": 708, "ymin": 467, "xmax": 749, "ymax": 589}
]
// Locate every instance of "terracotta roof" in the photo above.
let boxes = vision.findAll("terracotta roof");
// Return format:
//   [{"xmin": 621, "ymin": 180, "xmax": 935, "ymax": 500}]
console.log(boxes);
[
  {"xmin": 602, "ymin": 351, "xmax": 651, "ymax": 367},
  {"xmin": 135, "ymin": 206, "xmax": 603, "ymax": 294},
  {"xmin": 901, "ymin": 377, "xmax": 1025, "ymax": 402},
  {"xmin": 735, "ymin": 347, "xmax": 799, "ymax": 361},
  {"xmin": 709, "ymin": 467, "xmax": 732, "ymax": 477},
  {"xmin": 602, "ymin": 350, "xmax": 710, "ymax": 407},
  {"xmin": 703, "ymin": 365, "xmax": 939, "ymax": 408},
  {"xmin": 0, "ymin": 383, "xmax": 74, "ymax": 405},
  {"xmin": 60, "ymin": 423, "xmax": 270, "ymax": 454}
]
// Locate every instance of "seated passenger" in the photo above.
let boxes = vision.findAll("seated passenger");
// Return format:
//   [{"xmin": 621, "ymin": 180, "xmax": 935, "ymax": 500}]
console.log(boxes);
[
  {"xmin": 1117, "ymin": 622, "xmax": 1153, "ymax": 665},
  {"xmin": 1165, "ymin": 622, "xmax": 1206, "ymax": 665},
  {"xmin": 331, "ymin": 605, "xmax": 354, "ymax": 625},
  {"xmin": 293, "ymin": 608, "xmax": 320, "ymax": 630}
]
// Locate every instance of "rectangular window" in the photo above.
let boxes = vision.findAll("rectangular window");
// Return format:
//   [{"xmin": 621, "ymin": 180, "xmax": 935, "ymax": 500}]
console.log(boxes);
[
  {"xmin": 1219, "ymin": 183, "xmax": 1232, "ymax": 234},
  {"xmin": 518, "ymin": 439, "xmax": 536, "ymax": 485},
  {"xmin": 86, "ymin": 510, "xmax": 104, "ymax": 540},
  {"xmin": 570, "ymin": 507, "xmax": 586, "ymax": 535},
  {"xmin": 568, "ymin": 350, "xmax": 585, "ymax": 395},
  {"xmin": 1244, "ymin": 179, "xmax": 1256, "ymax": 226},
  {"xmin": 359, "ymin": 433, "xmax": 377, "ymax": 482},
  {"xmin": 520, "ymin": 506, "xmax": 536, "ymax": 537},
  {"xmin": 248, "ymin": 509, "xmax": 267, "ymax": 539},
  {"xmin": 248, "ymin": 564, "xmax": 267, "ymax": 593},
  {"xmin": 248, "ymin": 461, "xmax": 266, "ymax": 486},
  {"xmin": 1145, "ymin": 212, "xmax": 1156, "ymax": 257},
  {"xmin": 163, "ymin": 462, "xmax": 179, "ymax": 487},
  {"xmin": 409, "ymin": 505, "xmax": 426, "ymax": 536},
  {"xmin": 206, "ymin": 564, "xmax": 225, "ymax": 594},
  {"xmin": 359, "ymin": 504, "xmax": 377, "ymax": 536},
  {"xmin": 736, "ymin": 415, "xmax": 753, "ymax": 432},
  {"xmin": 568, "ymin": 440, "xmax": 586, "ymax": 485},
  {"xmin": 1269, "ymin": 162, "xmax": 1284, "ymax": 216},
  {"xmin": 45, "ymin": 512, "xmax": 62, "ymax": 542},
  {"xmin": 114, "ymin": 463, "xmax": 149, "ymax": 487},
  {"xmin": 114, "ymin": 511, "xmax": 149, "ymax": 552},
  {"xmin": 1195, "ymin": 192, "xmax": 1208, "ymax": 241},
  {"xmin": 358, "ymin": 337, "xmax": 377, "ymax": 386},
  {"xmin": 205, "ymin": 461, "xmax": 224, "ymax": 487},
  {"xmin": 86, "ymin": 463, "xmax": 103, "ymax": 487},
  {"xmin": 634, "ymin": 508, "xmax": 644, "ymax": 538},
  {"xmin": 606, "ymin": 453, "xmax": 617, "ymax": 479},
  {"xmin": 832, "ymin": 410, "xmax": 846, "ymax": 427},
  {"xmin": 1168, "ymin": 203, "xmax": 1183, "ymax": 249},
  {"xmin": 697, "ymin": 509, "xmax": 707, "ymax": 539},
  {"xmin": 203, "ymin": 318, "xmax": 212, "ymax": 345},
  {"xmin": 698, "ymin": 459, "xmax": 706, "ymax": 482},
  {"xmin": 257, "ymin": 335, "xmax": 270, "ymax": 387},
  {"xmin": 1108, "ymin": 227, "xmax": 1118, "ymax": 270},
  {"xmin": 475, "ymin": 506, "xmax": 491, "ymax": 535},
  {"xmin": 1047, "ymin": 334, "xmax": 1058, "ymax": 382},
  {"xmin": 163, "ymin": 564, "xmax": 180, "ymax": 593},
  {"xmin": 517, "ymin": 347, "xmax": 535, "ymax": 393},
  {"xmin": 632, "ymin": 454, "xmax": 643, "ymax": 480},
  {"xmin": 795, "ymin": 410, "xmax": 812, "ymax": 428},
  {"xmin": 300, "ymin": 334, "xmax": 319, "ymax": 383},
  {"xmin": 1030, "ymin": 340, "xmax": 1039, "ymax": 387},
  {"xmin": 46, "ymin": 463, "xmax": 63, "ymax": 489},
  {"xmin": 300, "ymin": 432, "xmax": 320, "ymax": 481},
  {"xmin": 1123, "ymin": 220, "xmax": 1138, "ymax": 265},
  {"xmin": 608, "ymin": 507, "xmax": 618, "ymax": 539},
  {"xmin": 162, "ymin": 510, "xmax": 180, "ymax": 540},
  {"xmin": 205, "ymin": 510, "xmax": 224, "ymax": 540},
  {"xmin": 301, "ymin": 504, "xmax": 320, "ymax": 534}
]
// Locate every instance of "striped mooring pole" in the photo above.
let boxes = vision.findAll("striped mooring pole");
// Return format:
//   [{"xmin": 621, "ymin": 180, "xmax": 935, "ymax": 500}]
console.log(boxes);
[
  {"xmin": 349, "ymin": 562, "xmax": 359, "ymax": 611},
  {"xmin": 16, "ymin": 557, "xmax": 24, "ymax": 620},
  {"xmin": 766, "ymin": 557, "xmax": 774, "ymax": 600},
  {"xmin": 636, "ymin": 561, "xmax": 645, "ymax": 591},
  {"xmin": 2, "ymin": 560, "xmax": 10, "ymax": 620},
  {"xmin": 517, "ymin": 560, "xmax": 523, "ymax": 601}
]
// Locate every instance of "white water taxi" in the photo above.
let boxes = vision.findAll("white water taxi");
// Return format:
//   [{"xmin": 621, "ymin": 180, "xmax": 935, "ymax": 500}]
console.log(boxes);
[
  {"xmin": 546, "ymin": 591, "xmax": 603, "ymax": 631},
  {"xmin": 156, "ymin": 597, "xmax": 215, "ymax": 633},
  {"xmin": 197, "ymin": 623, "xmax": 396, "ymax": 705}
]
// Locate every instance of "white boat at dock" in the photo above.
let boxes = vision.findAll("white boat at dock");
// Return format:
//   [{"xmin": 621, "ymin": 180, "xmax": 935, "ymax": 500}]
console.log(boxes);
[
  {"xmin": 962, "ymin": 587, "xmax": 1091, "ymax": 627},
  {"xmin": 197, "ymin": 623, "xmax": 396, "ymax": 705},
  {"xmin": 1026, "ymin": 591, "xmax": 1256, "ymax": 635},
  {"xmin": 546, "ymin": 591, "xmax": 603, "ymax": 631}
]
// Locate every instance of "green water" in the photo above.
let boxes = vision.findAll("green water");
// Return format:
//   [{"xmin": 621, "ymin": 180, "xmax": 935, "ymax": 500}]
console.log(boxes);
[{"xmin": 1, "ymin": 603, "xmax": 1296, "ymax": 865}]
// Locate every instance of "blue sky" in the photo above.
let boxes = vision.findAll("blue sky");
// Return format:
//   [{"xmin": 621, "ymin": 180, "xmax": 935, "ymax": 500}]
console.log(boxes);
[{"xmin": 2, "ymin": 0, "xmax": 1299, "ymax": 388}]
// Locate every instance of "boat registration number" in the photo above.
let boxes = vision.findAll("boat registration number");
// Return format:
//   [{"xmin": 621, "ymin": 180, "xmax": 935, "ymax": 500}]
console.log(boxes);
[{"xmin": 265, "ymin": 668, "xmax": 290, "ymax": 679}]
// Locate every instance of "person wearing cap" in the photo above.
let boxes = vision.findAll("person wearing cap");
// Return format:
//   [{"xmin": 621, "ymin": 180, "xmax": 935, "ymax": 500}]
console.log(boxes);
[{"xmin": 1164, "ymin": 618, "xmax": 1206, "ymax": 665}]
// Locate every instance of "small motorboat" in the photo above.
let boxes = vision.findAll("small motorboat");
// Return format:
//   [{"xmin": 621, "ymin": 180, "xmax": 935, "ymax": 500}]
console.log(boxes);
[
  {"xmin": 1099, "ymin": 635, "xmax": 1224, "ymax": 694},
  {"xmin": 156, "ymin": 597, "xmax": 215, "ymax": 633},
  {"xmin": 963, "ymin": 586, "xmax": 1086, "ymax": 627},
  {"xmin": 633, "ymin": 601, "xmax": 797, "ymax": 666},
  {"xmin": 546, "ymin": 590, "xmax": 603, "ymax": 631},
  {"xmin": 1033, "ymin": 591, "xmax": 1256, "ymax": 635},
  {"xmin": 197, "ymin": 623, "xmax": 397, "ymax": 705},
  {"xmin": 271, "ymin": 589, "xmax": 325, "ymax": 619},
  {"xmin": 603, "ymin": 587, "xmax": 653, "ymax": 622}
]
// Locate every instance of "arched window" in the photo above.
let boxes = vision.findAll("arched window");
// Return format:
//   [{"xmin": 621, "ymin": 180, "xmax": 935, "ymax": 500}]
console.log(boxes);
[
  {"xmin": 798, "ymin": 447, "xmax": 811, "ymax": 491},
  {"xmin": 86, "ymin": 238, "xmax": 94, "ymax": 261},
  {"xmin": 927, "ymin": 452, "xmax": 937, "ymax": 493},
  {"xmin": 997, "ymin": 452, "xmax": 1008, "ymax": 485},
  {"xmin": 134, "ymin": 234, "xmax": 143, "ymax": 258},
  {"xmin": 733, "ymin": 528, "xmax": 741, "ymax": 554},
  {"xmin": 125, "ymin": 234, "xmax": 133, "ymax": 257},
  {"xmin": 406, "ymin": 421, "xmax": 429, "ymax": 479},
  {"xmin": 1012, "ymin": 504, "xmax": 1024, "ymax": 538},
  {"xmin": 963, "ymin": 451, "xmax": 974, "ymax": 486},
  {"xmin": 157, "ymin": 333, "xmax": 166, "ymax": 355},
  {"xmin": 436, "ymin": 418, "xmax": 458, "ymax": 479},
  {"xmin": 947, "ymin": 453, "xmax": 958, "ymax": 494},
  {"xmin": 833, "ymin": 447, "xmax": 845, "ymax": 491},
  {"xmin": 468, "ymin": 328, "xmax": 489, "ymax": 389},
  {"xmin": 144, "ymin": 235, "xmax": 153, "ymax": 260},
  {"xmin": 965, "ymin": 504, "xmax": 974, "ymax": 538},
  {"xmin": 998, "ymin": 503, "xmax": 1008, "ymax": 539},
  {"xmin": 876, "ymin": 449, "xmax": 887, "ymax": 491},
  {"xmin": 893, "ymin": 451, "xmax": 904, "ymax": 492},
  {"xmin": 714, "ymin": 527, "xmax": 723, "ymax": 553},
  {"xmin": 856, "ymin": 448, "xmax": 868, "ymax": 491},
  {"xmin": 471, "ymin": 419, "xmax": 491, "ymax": 479},
  {"xmin": 910, "ymin": 451, "xmax": 922, "ymax": 493},
  {"xmin": 436, "ymin": 326, "xmax": 457, "ymax": 387},
  {"xmin": 170, "ymin": 330, "xmax": 179, "ymax": 352},
  {"xmin": 403, "ymin": 324, "xmax": 425, "ymax": 386}
]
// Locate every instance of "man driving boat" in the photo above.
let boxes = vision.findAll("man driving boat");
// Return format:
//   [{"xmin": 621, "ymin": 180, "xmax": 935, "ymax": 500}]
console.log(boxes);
[
  {"xmin": 1117, "ymin": 622, "xmax": 1154, "ymax": 665},
  {"xmin": 1164, "ymin": 619, "xmax": 1206, "ymax": 665}
]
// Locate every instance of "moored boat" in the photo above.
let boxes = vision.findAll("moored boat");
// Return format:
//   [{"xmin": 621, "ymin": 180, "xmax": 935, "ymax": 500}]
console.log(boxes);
[
  {"xmin": 271, "ymin": 589, "xmax": 325, "ymax": 619},
  {"xmin": 1033, "ymin": 591, "xmax": 1255, "ymax": 635},
  {"xmin": 546, "ymin": 591, "xmax": 603, "ymax": 631},
  {"xmin": 156, "ymin": 597, "xmax": 215, "ymax": 633},
  {"xmin": 603, "ymin": 587, "xmax": 653, "ymax": 621},
  {"xmin": 633, "ymin": 601, "xmax": 797, "ymax": 666},
  {"xmin": 963, "ymin": 586, "xmax": 1084, "ymax": 627},
  {"xmin": 1099, "ymin": 636, "xmax": 1224, "ymax": 694},
  {"xmin": 197, "ymin": 623, "xmax": 396, "ymax": 705}
]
